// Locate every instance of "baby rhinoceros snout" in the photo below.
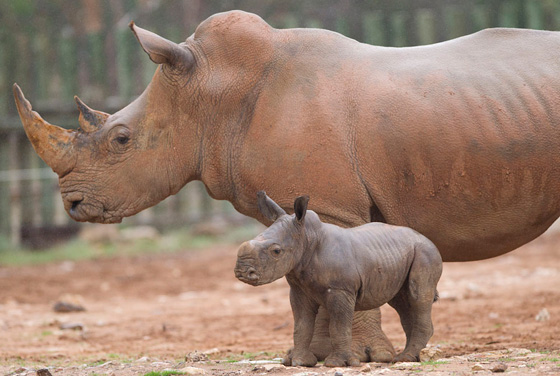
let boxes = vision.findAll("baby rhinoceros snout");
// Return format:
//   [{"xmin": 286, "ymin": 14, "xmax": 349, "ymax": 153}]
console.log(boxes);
[
  {"xmin": 235, "ymin": 241, "xmax": 261, "ymax": 285},
  {"xmin": 234, "ymin": 263, "xmax": 260, "ymax": 285}
]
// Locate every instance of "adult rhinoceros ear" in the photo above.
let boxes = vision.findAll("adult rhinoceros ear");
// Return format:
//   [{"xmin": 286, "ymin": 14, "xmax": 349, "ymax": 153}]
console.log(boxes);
[
  {"xmin": 257, "ymin": 191, "xmax": 287, "ymax": 222},
  {"xmin": 294, "ymin": 195, "xmax": 309, "ymax": 224},
  {"xmin": 129, "ymin": 21, "xmax": 194, "ymax": 70}
]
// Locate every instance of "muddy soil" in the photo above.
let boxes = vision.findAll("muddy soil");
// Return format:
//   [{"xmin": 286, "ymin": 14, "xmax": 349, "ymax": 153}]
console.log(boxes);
[{"xmin": 1, "ymin": 228, "xmax": 559, "ymax": 375}]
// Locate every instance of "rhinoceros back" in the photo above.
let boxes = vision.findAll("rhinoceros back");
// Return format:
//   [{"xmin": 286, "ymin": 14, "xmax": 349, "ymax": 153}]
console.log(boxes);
[{"xmin": 351, "ymin": 28, "xmax": 560, "ymax": 261}]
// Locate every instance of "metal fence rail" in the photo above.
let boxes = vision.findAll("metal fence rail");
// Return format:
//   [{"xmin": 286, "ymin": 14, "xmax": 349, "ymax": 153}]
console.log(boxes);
[{"xmin": 1, "ymin": 0, "xmax": 559, "ymax": 245}]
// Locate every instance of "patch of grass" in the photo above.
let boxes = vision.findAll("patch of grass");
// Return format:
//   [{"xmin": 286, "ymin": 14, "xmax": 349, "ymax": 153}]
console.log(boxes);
[
  {"xmin": 224, "ymin": 354, "xmax": 242, "ymax": 363},
  {"xmin": 105, "ymin": 353, "xmax": 134, "ymax": 363},
  {"xmin": 543, "ymin": 358, "xmax": 560, "ymax": 362},
  {"xmin": 421, "ymin": 360, "xmax": 448, "ymax": 366},
  {"xmin": 40, "ymin": 330, "xmax": 53, "ymax": 337},
  {"xmin": 0, "ymin": 238, "xmax": 98, "ymax": 266},
  {"xmin": 143, "ymin": 371, "xmax": 185, "ymax": 376},
  {"xmin": 223, "ymin": 350, "xmax": 280, "ymax": 363},
  {"xmin": 498, "ymin": 357, "xmax": 516, "ymax": 362},
  {"xmin": 87, "ymin": 359, "xmax": 107, "ymax": 367},
  {"xmin": 241, "ymin": 351, "xmax": 276, "ymax": 360},
  {"xmin": 530, "ymin": 349, "xmax": 551, "ymax": 354}
]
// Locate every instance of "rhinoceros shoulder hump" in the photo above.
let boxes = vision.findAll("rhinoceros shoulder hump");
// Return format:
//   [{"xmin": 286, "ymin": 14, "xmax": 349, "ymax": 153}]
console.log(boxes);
[{"xmin": 194, "ymin": 10, "xmax": 272, "ymax": 41}]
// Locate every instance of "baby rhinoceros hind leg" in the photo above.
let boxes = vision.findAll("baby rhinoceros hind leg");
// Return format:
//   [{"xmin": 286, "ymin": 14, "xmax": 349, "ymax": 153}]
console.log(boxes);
[{"xmin": 388, "ymin": 239, "xmax": 443, "ymax": 362}]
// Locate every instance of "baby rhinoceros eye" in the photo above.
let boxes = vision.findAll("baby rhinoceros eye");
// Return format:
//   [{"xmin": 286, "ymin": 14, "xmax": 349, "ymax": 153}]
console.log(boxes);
[{"xmin": 271, "ymin": 247, "xmax": 282, "ymax": 255}]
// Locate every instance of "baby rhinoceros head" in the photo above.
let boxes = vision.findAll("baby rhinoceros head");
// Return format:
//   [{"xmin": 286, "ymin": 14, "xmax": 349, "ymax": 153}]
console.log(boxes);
[{"xmin": 235, "ymin": 191, "xmax": 310, "ymax": 286}]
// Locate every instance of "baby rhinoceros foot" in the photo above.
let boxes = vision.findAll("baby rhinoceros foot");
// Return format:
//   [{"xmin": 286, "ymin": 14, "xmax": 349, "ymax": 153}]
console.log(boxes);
[
  {"xmin": 392, "ymin": 352, "xmax": 419, "ymax": 363},
  {"xmin": 324, "ymin": 352, "xmax": 361, "ymax": 367},
  {"xmin": 283, "ymin": 349, "xmax": 317, "ymax": 367}
]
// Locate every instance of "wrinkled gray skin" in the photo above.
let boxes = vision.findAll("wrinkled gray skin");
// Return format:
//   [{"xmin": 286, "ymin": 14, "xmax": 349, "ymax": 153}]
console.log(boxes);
[{"xmin": 235, "ymin": 192, "xmax": 442, "ymax": 366}]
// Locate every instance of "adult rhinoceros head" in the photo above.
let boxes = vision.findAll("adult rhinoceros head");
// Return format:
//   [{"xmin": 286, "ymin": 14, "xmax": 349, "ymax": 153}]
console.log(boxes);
[{"xmin": 14, "ymin": 12, "xmax": 274, "ymax": 223}]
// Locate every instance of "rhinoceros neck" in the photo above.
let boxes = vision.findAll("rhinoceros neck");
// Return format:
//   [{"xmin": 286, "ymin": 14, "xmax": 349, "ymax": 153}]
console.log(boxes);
[{"xmin": 195, "ymin": 75, "xmax": 275, "ymax": 209}]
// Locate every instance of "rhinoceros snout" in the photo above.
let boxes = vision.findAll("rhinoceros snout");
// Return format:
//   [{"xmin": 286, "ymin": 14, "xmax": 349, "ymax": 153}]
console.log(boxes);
[
  {"xmin": 245, "ymin": 267, "xmax": 258, "ymax": 281},
  {"xmin": 62, "ymin": 192, "xmax": 106, "ymax": 223},
  {"xmin": 234, "ymin": 264, "xmax": 260, "ymax": 285}
]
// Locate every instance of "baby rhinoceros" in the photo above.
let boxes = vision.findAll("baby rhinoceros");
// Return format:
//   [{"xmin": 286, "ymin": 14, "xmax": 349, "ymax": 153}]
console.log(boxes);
[{"xmin": 235, "ymin": 192, "xmax": 442, "ymax": 367}]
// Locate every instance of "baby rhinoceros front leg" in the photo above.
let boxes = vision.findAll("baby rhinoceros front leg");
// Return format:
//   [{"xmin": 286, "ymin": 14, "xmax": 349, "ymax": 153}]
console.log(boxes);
[
  {"xmin": 283, "ymin": 286, "xmax": 319, "ymax": 367},
  {"xmin": 323, "ymin": 290, "xmax": 361, "ymax": 367}
]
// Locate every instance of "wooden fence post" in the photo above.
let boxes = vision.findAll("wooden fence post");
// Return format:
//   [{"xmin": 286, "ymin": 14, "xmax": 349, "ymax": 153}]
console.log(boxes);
[
  {"xmin": 29, "ymin": 153, "xmax": 43, "ymax": 227},
  {"xmin": 8, "ymin": 132, "xmax": 21, "ymax": 247}
]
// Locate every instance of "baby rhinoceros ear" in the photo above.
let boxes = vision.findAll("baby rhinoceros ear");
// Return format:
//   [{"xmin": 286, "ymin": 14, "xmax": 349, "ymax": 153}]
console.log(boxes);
[
  {"xmin": 257, "ymin": 191, "xmax": 287, "ymax": 222},
  {"xmin": 294, "ymin": 195, "xmax": 310, "ymax": 223}
]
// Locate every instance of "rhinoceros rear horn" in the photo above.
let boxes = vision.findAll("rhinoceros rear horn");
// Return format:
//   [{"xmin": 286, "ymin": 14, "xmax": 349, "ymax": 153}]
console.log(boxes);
[
  {"xmin": 75, "ymin": 96, "xmax": 109, "ymax": 133},
  {"xmin": 13, "ymin": 83, "xmax": 77, "ymax": 177},
  {"xmin": 129, "ymin": 21, "xmax": 194, "ymax": 70}
]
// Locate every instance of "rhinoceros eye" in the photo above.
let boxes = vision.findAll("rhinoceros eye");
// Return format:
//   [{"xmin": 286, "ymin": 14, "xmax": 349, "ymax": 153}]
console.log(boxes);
[
  {"xmin": 272, "ymin": 248, "xmax": 282, "ymax": 255},
  {"xmin": 115, "ymin": 135, "xmax": 130, "ymax": 145},
  {"xmin": 110, "ymin": 126, "xmax": 131, "ymax": 150}
]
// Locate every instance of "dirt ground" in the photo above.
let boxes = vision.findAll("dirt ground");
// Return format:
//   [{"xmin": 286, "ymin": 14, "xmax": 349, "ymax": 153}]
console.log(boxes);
[{"xmin": 1, "ymin": 225, "xmax": 559, "ymax": 375}]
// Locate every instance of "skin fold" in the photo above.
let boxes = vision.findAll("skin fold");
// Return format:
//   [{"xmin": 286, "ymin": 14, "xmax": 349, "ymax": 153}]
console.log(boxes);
[
  {"xmin": 13, "ymin": 10, "xmax": 560, "ymax": 363},
  {"xmin": 235, "ymin": 192, "xmax": 442, "ymax": 366}
]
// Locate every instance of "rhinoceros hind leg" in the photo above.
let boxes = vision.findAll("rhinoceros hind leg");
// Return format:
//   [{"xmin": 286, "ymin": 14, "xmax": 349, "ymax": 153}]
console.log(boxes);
[{"xmin": 309, "ymin": 307, "xmax": 395, "ymax": 363}]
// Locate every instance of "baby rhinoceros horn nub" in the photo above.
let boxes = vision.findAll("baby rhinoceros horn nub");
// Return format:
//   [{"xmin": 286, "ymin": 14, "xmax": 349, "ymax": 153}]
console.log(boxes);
[
  {"xmin": 75, "ymin": 96, "xmax": 109, "ymax": 133},
  {"xmin": 13, "ymin": 84, "xmax": 77, "ymax": 177}
]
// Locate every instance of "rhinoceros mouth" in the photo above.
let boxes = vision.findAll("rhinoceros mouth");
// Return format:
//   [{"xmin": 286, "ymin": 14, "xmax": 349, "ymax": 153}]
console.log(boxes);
[
  {"xmin": 63, "ymin": 191, "xmax": 123, "ymax": 223},
  {"xmin": 234, "ymin": 265, "xmax": 262, "ymax": 286},
  {"xmin": 67, "ymin": 200, "xmax": 104, "ymax": 222},
  {"xmin": 69, "ymin": 205, "xmax": 124, "ymax": 224}
]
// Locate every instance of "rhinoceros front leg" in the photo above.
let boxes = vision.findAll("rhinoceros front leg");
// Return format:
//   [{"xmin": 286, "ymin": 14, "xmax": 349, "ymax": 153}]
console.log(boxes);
[{"xmin": 309, "ymin": 308, "xmax": 395, "ymax": 363}]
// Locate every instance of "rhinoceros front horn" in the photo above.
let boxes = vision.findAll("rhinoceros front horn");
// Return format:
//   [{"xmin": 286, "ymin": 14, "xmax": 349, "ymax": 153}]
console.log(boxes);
[
  {"xmin": 13, "ymin": 83, "xmax": 77, "ymax": 177},
  {"xmin": 75, "ymin": 96, "xmax": 109, "ymax": 133}
]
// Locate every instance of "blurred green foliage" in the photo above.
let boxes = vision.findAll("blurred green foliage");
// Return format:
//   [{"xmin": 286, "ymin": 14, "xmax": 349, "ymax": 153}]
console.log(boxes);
[{"xmin": 0, "ymin": 222, "xmax": 263, "ymax": 266}]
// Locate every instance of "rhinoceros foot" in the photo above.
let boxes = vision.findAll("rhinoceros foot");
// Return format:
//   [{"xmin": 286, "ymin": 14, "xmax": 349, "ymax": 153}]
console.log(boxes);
[
  {"xmin": 324, "ymin": 351, "xmax": 361, "ymax": 367},
  {"xmin": 392, "ymin": 352, "xmax": 419, "ymax": 363},
  {"xmin": 282, "ymin": 348, "xmax": 317, "ymax": 367}
]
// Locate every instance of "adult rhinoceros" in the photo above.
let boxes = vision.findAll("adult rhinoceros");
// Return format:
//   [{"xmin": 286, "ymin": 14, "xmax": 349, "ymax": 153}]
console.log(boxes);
[{"xmin": 13, "ymin": 10, "xmax": 560, "ymax": 363}]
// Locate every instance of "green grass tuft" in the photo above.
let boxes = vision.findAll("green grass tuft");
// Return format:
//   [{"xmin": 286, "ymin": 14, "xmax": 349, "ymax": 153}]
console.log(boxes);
[
  {"xmin": 497, "ymin": 357, "xmax": 516, "ymax": 362},
  {"xmin": 421, "ymin": 360, "xmax": 448, "ymax": 366},
  {"xmin": 143, "ymin": 371, "xmax": 185, "ymax": 376}
]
